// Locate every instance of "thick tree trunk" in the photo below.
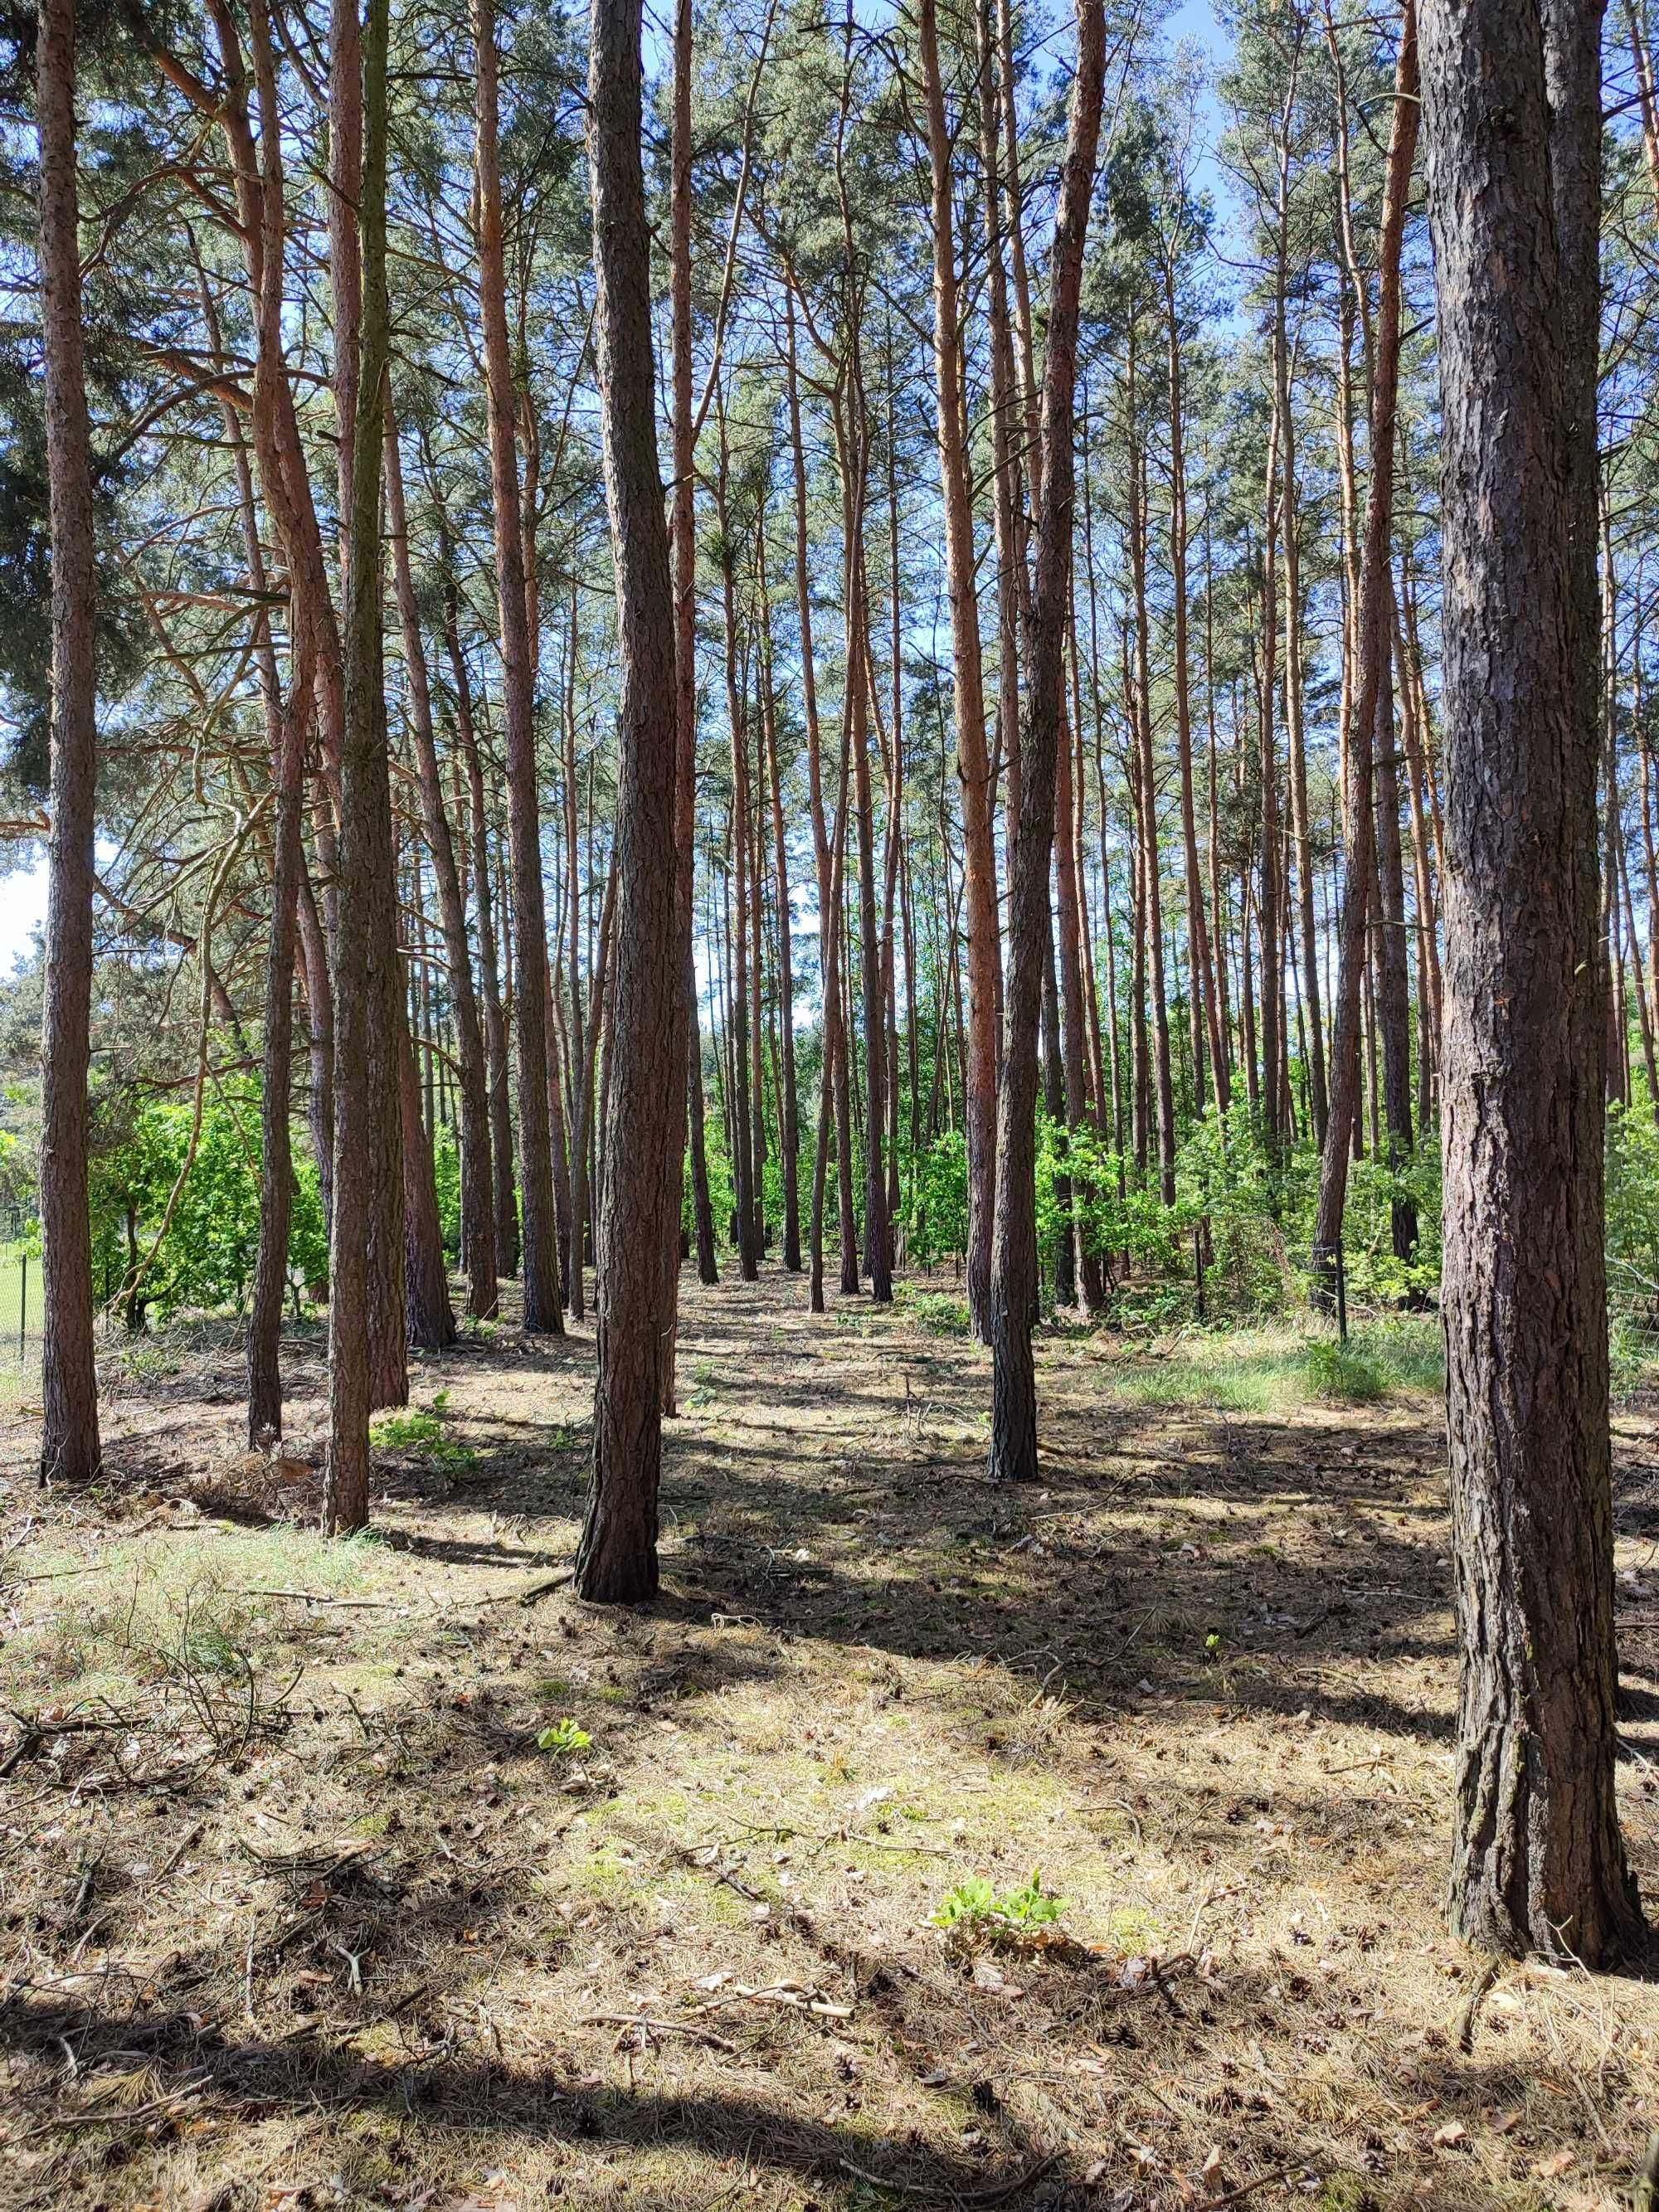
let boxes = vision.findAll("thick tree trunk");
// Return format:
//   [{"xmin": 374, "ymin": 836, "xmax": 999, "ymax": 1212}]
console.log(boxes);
[
  {"xmin": 1421, "ymin": 0, "xmax": 1643, "ymax": 1963},
  {"xmin": 575, "ymin": 0, "xmax": 681, "ymax": 1603},
  {"xmin": 325, "ymin": 0, "xmax": 397, "ymax": 1534},
  {"xmin": 989, "ymin": 0, "xmax": 1105, "ymax": 1483},
  {"xmin": 36, "ymin": 0, "xmax": 102, "ymax": 1486},
  {"xmin": 326, "ymin": 0, "xmax": 405, "ymax": 1415}
]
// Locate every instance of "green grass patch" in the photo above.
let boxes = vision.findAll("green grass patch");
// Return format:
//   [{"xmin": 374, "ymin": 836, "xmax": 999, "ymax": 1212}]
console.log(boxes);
[
  {"xmin": 1107, "ymin": 1318, "xmax": 1443, "ymax": 1414},
  {"xmin": 0, "ymin": 1525, "xmax": 381, "ymax": 1705},
  {"xmin": 894, "ymin": 1286, "xmax": 973, "ymax": 1337}
]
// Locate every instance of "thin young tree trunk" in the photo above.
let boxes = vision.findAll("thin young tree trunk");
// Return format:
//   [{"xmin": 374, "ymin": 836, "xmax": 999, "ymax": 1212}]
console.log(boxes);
[
  {"xmin": 1311, "ymin": 2, "xmax": 1417, "ymax": 1300},
  {"xmin": 398, "ymin": 991, "xmax": 457, "ymax": 1349},
  {"xmin": 749, "ymin": 621, "xmax": 769, "ymax": 1254},
  {"xmin": 1053, "ymin": 678, "xmax": 1099, "ymax": 1309},
  {"xmin": 36, "ymin": 0, "xmax": 102, "ymax": 1485},
  {"xmin": 1392, "ymin": 568, "xmax": 1442, "ymax": 1127},
  {"xmin": 662, "ymin": 0, "xmax": 703, "ymax": 1394},
  {"xmin": 422, "ymin": 435, "xmax": 518, "ymax": 1277},
  {"xmin": 922, "ymin": 0, "xmax": 1000, "ymax": 1339},
  {"xmin": 475, "ymin": 0, "xmax": 561, "ymax": 1333},
  {"xmin": 989, "ymin": 0, "xmax": 1106, "ymax": 1484},
  {"xmin": 386, "ymin": 414, "xmax": 497, "ymax": 1319},
  {"xmin": 574, "ymin": 0, "xmax": 681, "ymax": 1602},
  {"xmin": 567, "ymin": 858, "xmax": 616, "ymax": 1321},
  {"xmin": 223, "ymin": 242, "xmax": 312, "ymax": 1441},
  {"xmin": 1165, "ymin": 255, "xmax": 1228, "ymax": 1120},
  {"xmin": 850, "ymin": 538, "xmax": 891, "ymax": 1303},
  {"xmin": 1127, "ymin": 349, "xmax": 1177, "ymax": 1204},
  {"xmin": 1374, "ymin": 665, "xmax": 1419, "ymax": 1260},
  {"xmin": 716, "ymin": 415, "xmax": 761, "ymax": 1281},
  {"xmin": 1423, "ymin": 0, "xmax": 1642, "ymax": 1962},
  {"xmin": 759, "ymin": 527, "xmax": 802, "ymax": 1270}
]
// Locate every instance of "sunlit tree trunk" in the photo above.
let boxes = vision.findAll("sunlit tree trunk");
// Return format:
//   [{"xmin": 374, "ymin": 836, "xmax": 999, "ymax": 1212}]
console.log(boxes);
[
  {"xmin": 325, "ymin": 0, "xmax": 397, "ymax": 1534},
  {"xmin": 36, "ymin": 0, "xmax": 102, "ymax": 1486},
  {"xmin": 989, "ymin": 0, "xmax": 1106, "ymax": 1483},
  {"xmin": 922, "ymin": 0, "xmax": 999, "ymax": 1338},
  {"xmin": 1423, "ymin": 0, "xmax": 1642, "ymax": 1965},
  {"xmin": 574, "ymin": 0, "xmax": 681, "ymax": 1602}
]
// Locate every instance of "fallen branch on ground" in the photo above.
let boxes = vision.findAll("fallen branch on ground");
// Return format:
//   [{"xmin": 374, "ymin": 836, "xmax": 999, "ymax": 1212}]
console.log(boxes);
[
  {"xmin": 836, "ymin": 2151, "xmax": 1058, "ymax": 2205},
  {"xmin": 480, "ymin": 1568, "xmax": 575, "ymax": 1607},
  {"xmin": 579, "ymin": 2010, "xmax": 737, "ymax": 2051}
]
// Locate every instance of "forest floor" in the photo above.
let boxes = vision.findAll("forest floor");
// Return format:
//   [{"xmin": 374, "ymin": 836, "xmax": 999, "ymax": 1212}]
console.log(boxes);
[{"xmin": 0, "ymin": 1267, "xmax": 1657, "ymax": 2212}]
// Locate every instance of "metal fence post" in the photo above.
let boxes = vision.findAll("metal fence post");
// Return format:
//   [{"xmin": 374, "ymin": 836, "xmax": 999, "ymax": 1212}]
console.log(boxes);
[{"xmin": 19, "ymin": 1247, "xmax": 27, "ymax": 1362}]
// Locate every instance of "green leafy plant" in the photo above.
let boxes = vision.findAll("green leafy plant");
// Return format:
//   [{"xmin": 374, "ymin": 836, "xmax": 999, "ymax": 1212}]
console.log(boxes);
[
  {"xmin": 537, "ymin": 1717, "xmax": 591, "ymax": 1757},
  {"xmin": 370, "ymin": 1398, "xmax": 477, "ymax": 1472},
  {"xmin": 930, "ymin": 1868, "xmax": 1070, "ymax": 1949}
]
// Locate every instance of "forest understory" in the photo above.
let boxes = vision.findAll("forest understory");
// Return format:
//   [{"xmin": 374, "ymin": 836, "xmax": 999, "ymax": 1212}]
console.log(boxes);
[{"xmin": 0, "ymin": 1271, "xmax": 1654, "ymax": 2212}]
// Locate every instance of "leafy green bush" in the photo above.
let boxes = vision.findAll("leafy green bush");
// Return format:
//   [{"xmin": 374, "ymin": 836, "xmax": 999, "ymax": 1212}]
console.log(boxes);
[
  {"xmin": 89, "ymin": 1087, "xmax": 327, "ymax": 1324},
  {"xmin": 905, "ymin": 1130, "xmax": 968, "ymax": 1268}
]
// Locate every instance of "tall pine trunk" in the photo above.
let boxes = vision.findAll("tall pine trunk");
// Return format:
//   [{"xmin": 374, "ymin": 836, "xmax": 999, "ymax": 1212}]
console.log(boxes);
[
  {"xmin": 475, "ymin": 0, "xmax": 562, "ymax": 1334},
  {"xmin": 574, "ymin": 0, "xmax": 681, "ymax": 1602},
  {"xmin": 1422, "ymin": 0, "xmax": 1642, "ymax": 1962},
  {"xmin": 1312, "ymin": 2, "xmax": 1417, "ymax": 1299},
  {"xmin": 922, "ymin": 0, "xmax": 1000, "ymax": 1339},
  {"xmin": 988, "ymin": 0, "xmax": 1106, "ymax": 1483},
  {"xmin": 36, "ymin": 0, "xmax": 102, "ymax": 1486},
  {"xmin": 325, "ymin": 0, "xmax": 397, "ymax": 1534}
]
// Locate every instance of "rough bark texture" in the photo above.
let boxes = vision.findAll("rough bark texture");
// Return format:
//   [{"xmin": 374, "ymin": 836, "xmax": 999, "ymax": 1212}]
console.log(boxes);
[
  {"xmin": 575, "ymin": 0, "xmax": 680, "ymax": 1603},
  {"xmin": 988, "ymin": 0, "xmax": 1105, "ymax": 1484},
  {"xmin": 325, "ymin": 0, "xmax": 397, "ymax": 1535},
  {"xmin": 1421, "ymin": 0, "xmax": 1643, "ymax": 1963},
  {"xmin": 36, "ymin": 0, "xmax": 103, "ymax": 1486}
]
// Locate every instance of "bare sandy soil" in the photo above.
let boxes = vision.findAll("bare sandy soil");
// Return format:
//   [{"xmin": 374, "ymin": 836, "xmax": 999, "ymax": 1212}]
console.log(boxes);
[{"xmin": 0, "ymin": 1265, "xmax": 1655, "ymax": 2212}]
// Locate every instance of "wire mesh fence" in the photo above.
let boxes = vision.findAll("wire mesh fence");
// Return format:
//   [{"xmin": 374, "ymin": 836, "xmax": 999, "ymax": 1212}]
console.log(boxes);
[{"xmin": 0, "ymin": 1240, "xmax": 41, "ymax": 1374}]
